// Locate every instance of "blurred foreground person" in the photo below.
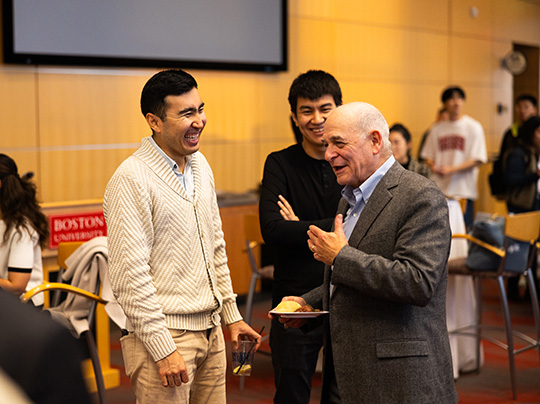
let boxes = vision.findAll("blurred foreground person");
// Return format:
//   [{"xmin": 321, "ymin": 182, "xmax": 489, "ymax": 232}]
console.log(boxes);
[{"xmin": 0, "ymin": 290, "xmax": 91, "ymax": 404}]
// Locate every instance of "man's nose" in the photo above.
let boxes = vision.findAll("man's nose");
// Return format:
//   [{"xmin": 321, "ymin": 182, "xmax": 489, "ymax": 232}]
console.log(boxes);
[
  {"xmin": 312, "ymin": 110, "xmax": 324, "ymax": 124},
  {"xmin": 325, "ymin": 146, "xmax": 335, "ymax": 162},
  {"xmin": 192, "ymin": 113, "xmax": 205, "ymax": 127}
]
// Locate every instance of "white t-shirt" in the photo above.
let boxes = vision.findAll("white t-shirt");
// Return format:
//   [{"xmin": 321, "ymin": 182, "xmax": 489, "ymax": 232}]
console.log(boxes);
[
  {"xmin": 421, "ymin": 115, "xmax": 487, "ymax": 200},
  {"xmin": 0, "ymin": 220, "xmax": 44, "ymax": 305}
]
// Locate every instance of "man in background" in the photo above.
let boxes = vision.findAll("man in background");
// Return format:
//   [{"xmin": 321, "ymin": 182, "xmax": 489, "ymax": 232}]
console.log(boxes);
[
  {"xmin": 421, "ymin": 86, "xmax": 487, "ymax": 227},
  {"xmin": 498, "ymin": 94, "xmax": 538, "ymax": 158},
  {"xmin": 259, "ymin": 70, "xmax": 343, "ymax": 403}
]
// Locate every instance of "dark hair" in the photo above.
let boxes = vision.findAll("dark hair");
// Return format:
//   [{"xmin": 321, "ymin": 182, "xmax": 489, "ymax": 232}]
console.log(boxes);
[
  {"xmin": 140, "ymin": 69, "xmax": 198, "ymax": 120},
  {"xmin": 389, "ymin": 123, "xmax": 412, "ymax": 144},
  {"xmin": 0, "ymin": 154, "xmax": 49, "ymax": 246},
  {"xmin": 441, "ymin": 86, "xmax": 466, "ymax": 103},
  {"xmin": 515, "ymin": 94, "xmax": 537, "ymax": 108},
  {"xmin": 518, "ymin": 116, "xmax": 540, "ymax": 149},
  {"xmin": 288, "ymin": 70, "xmax": 342, "ymax": 114}
]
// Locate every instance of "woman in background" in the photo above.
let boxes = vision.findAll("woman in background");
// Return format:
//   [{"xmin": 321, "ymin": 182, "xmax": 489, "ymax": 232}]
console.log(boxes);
[
  {"xmin": 0, "ymin": 154, "xmax": 49, "ymax": 307},
  {"xmin": 389, "ymin": 123, "xmax": 431, "ymax": 178}
]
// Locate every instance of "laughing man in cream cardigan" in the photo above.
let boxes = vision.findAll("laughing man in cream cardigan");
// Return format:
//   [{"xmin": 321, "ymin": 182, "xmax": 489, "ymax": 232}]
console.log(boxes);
[{"xmin": 104, "ymin": 69, "xmax": 260, "ymax": 404}]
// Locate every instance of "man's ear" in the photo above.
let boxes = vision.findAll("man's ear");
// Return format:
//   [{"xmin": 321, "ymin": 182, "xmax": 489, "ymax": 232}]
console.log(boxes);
[
  {"xmin": 370, "ymin": 130, "xmax": 383, "ymax": 154},
  {"xmin": 145, "ymin": 113, "xmax": 162, "ymax": 133}
]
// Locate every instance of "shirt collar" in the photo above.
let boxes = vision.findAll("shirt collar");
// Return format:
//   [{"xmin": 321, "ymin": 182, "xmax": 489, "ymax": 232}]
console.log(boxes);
[
  {"xmin": 342, "ymin": 155, "xmax": 395, "ymax": 207},
  {"xmin": 148, "ymin": 136, "xmax": 192, "ymax": 175}
]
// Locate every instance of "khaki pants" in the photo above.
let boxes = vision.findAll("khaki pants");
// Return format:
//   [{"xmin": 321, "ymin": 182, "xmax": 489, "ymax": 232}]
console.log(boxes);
[{"xmin": 121, "ymin": 327, "xmax": 226, "ymax": 404}]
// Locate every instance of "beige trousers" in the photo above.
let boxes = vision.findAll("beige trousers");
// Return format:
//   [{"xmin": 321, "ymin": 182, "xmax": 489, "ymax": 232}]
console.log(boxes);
[{"xmin": 121, "ymin": 327, "xmax": 226, "ymax": 404}]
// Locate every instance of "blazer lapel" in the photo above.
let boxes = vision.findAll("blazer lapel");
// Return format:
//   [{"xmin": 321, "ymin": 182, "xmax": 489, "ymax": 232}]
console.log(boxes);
[{"xmin": 347, "ymin": 162, "xmax": 402, "ymax": 248}]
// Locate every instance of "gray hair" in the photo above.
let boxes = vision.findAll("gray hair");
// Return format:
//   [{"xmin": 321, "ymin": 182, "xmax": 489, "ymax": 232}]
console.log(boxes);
[{"xmin": 352, "ymin": 102, "xmax": 392, "ymax": 153}]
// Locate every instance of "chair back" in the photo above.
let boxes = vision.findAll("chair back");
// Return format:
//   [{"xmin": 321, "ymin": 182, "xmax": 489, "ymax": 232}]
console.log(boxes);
[
  {"xmin": 504, "ymin": 211, "xmax": 540, "ymax": 243},
  {"xmin": 499, "ymin": 211, "xmax": 540, "ymax": 276},
  {"xmin": 21, "ymin": 237, "xmax": 114, "ymax": 402},
  {"xmin": 57, "ymin": 241, "xmax": 85, "ymax": 269}
]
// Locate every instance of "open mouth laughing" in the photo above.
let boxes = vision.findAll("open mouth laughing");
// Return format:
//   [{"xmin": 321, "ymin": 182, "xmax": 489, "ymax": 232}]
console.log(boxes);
[{"xmin": 185, "ymin": 132, "xmax": 200, "ymax": 146}]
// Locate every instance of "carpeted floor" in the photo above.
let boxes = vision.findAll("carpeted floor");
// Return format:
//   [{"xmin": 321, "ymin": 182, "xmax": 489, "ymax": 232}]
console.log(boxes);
[{"xmin": 99, "ymin": 279, "xmax": 540, "ymax": 404}]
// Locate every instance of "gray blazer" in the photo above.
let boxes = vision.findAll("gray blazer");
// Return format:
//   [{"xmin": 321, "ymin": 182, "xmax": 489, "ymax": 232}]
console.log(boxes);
[{"xmin": 303, "ymin": 162, "xmax": 458, "ymax": 404}]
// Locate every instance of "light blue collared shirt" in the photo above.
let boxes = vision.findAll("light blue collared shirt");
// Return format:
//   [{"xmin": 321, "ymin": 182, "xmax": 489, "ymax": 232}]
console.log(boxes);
[
  {"xmin": 341, "ymin": 155, "xmax": 396, "ymax": 240},
  {"xmin": 148, "ymin": 136, "xmax": 194, "ymax": 196},
  {"xmin": 330, "ymin": 156, "xmax": 395, "ymax": 296}
]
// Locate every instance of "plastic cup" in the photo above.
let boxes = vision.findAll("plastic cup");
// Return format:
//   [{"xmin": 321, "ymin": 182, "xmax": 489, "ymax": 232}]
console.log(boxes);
[{"xmin": 232, "ymin": 339, "xmax": 256, "ymax": 376}]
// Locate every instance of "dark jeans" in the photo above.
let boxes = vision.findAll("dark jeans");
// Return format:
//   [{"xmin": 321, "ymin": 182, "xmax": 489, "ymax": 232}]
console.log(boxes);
[
  {"xmin": 464, "ymin": 198, "xmax": 474, "ymax": 230},
  {"xmin": 270, "ymin": 317, "xmax": 323, "ymax": 404}
]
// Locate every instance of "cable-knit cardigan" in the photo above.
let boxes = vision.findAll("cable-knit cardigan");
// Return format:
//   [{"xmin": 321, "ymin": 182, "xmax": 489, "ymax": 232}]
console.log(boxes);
[{"xmin": 104, "ymin": 137, "xmax": 242, "ymax": 361}]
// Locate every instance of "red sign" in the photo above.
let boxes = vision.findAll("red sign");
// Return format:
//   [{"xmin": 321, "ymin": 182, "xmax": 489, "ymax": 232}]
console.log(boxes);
[{"xmin": 48, "ymin": 211, "xmax": 107, "ymax": 249}]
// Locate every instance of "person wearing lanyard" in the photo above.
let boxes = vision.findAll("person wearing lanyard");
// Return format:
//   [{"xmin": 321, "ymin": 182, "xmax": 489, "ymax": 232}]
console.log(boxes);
[{"xmin": 274, "ymin": 102, "xmax": 457, "ymax": 404}]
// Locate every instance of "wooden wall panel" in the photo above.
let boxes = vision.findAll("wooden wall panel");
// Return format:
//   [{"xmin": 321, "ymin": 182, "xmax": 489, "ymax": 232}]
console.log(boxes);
[
  {"xmin": 255, "ymin": 76, "xmax": 293, "ymax": 145},
  {"xmin": 40, "ymin": 148, "xmax": 136, "ymax": 202},
  {"xmin": 450, "ymin": 37, "xmax": 494, "ymax": 86},
  {"xmin": 202, "ymin": 142, "xmax": 260, "ymax": 193},
  {"xmin": 334, "ymin": 0, "xmax": 449, "ymax": 31},
  {"xmin": 335, "ymin": 24, "xmax": 449, "ymax": 82},
  {"xmin": 37, "ymin": 71, "xmax": 149, "ymax": 146},
  {"xmin": 288, "ymin": 17, "xmax": 335, "ymax": 75},
  {"xmin": 0, "ymin": 69, "xmax": 38, "ymax": 148},
  {"xmin": 494, "ymin": 0, "xmax": 540, "ymax": 42},
  {"xmin": 451, "ymin": 0, "xmax": 493, "ymax": 37}
]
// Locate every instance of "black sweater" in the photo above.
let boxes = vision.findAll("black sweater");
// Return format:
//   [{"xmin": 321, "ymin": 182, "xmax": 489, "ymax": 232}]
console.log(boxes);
[{"xmin": 259, "ymin": 144, "xmax": 343, "ymax": 306}]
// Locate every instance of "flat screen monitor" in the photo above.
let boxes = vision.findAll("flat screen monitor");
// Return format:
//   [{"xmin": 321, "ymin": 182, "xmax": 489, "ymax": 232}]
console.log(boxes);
[{"xmin": 2, "ymin": 0, "xmax": 287, "ymax": 72}]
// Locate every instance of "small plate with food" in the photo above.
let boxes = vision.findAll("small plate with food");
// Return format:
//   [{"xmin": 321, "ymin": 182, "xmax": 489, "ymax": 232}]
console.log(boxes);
[{"xmin": 269, "ymin": 301, "xmax": 329, "ymax": 318}]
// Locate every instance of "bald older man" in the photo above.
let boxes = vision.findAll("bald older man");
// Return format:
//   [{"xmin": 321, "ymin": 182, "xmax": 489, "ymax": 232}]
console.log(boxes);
[{"xmin": 275, "ymin": 102, "xmax": 458, "ymax": 404}]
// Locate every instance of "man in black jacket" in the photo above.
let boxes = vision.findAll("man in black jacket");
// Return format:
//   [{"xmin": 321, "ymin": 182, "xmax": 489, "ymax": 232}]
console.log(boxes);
[{"xmin": 259, "ymin": 70, "xmax": 343, "ymax": 404}]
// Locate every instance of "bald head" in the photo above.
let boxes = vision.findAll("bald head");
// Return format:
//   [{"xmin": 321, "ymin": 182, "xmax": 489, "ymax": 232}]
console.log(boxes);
[
  {"xmin": 323, "ymin": 102, "xmax": 392, "ymax": 188},
  {"xmin": 326, "ymin": 102, "xmax": 390, "ymax": 142}
]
